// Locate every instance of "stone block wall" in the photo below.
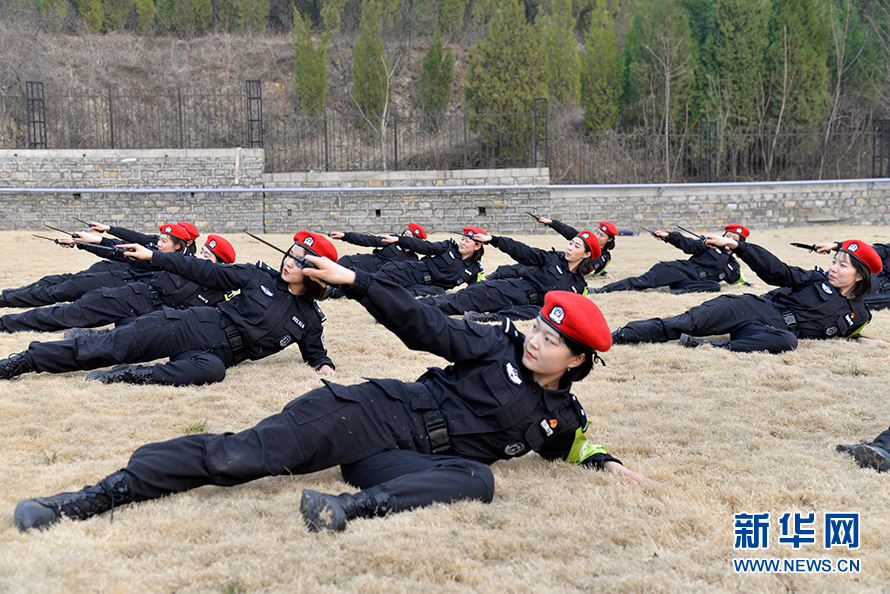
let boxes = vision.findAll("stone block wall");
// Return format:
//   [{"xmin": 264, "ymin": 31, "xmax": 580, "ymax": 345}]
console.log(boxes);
[{"xmin": 1, "ymin": 148, "xmax": 888, "ymax": 236}]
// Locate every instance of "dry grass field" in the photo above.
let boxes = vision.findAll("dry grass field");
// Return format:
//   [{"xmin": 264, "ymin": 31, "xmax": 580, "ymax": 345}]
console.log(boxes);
[{"xmin": 1, "ymin": 225, "xmax": 890, "ymax": 594}]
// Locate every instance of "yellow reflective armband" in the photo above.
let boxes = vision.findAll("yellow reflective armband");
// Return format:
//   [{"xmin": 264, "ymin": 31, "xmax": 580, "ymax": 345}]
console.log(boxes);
[{"xmin": 566, "ymin": 423, "xmax": 607, "ymax": 464}]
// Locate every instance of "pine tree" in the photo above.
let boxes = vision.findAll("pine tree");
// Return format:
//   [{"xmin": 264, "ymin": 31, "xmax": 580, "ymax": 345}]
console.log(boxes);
[
  {"xmin": 79, "ymin": 0, "xmax": 104, "ymax": 32},
  {"xmin": 352, "ymin": 0, "xmax": 391, "ymax": 122},
  {"xmin": 768, "ymin": 0, "xmax": 830, "ymax": 126},
  {"xmin": 581, "ymin": 0, "xmax": 623, "ymax": 132},
  {"xmin": 702, "ymin": 0, "xmax": 771, "ymax": 131},
  {"xmin": 104, "ymin": 0, "xmax": 134, "ymax": 31},
  {"xmin": 294, "ymin": 9, "xmax": 329, "ymax": 116},
  {"xmin": 464, "ymin": 0, "xmax": 546, "ymax": 158},
  {"xmin": 538, "ymin": 0, "xmax": 581, "ymax": 108},
  {"xmin": 134, "ymin": 0, "xmax": 156, "ymax": 33},
  {"xmin": 417, "ymin": 30, "xmax": 455, "ymax": 129},
  {"xmin": 438, "ymin": 0, "xmax": 468, "ymax": 35}
]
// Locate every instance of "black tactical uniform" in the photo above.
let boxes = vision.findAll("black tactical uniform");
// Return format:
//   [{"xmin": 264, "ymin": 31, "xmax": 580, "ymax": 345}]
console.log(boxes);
[
  {"xmin": 0, "ymin": 224, "xmax": 168, "ymax": 307},
  {"xmin": 336, "ymin": 232, "xmax": 419, "ymax": 273},
  {"xmin": 0, "ymin": 238, "xmax": 187, "ymax": 308},
  {"xmin": 7, "ymin": 251, "xmax": 332, "ymax": 386},
  {"xmin": 488, "ymin": 219, "xmax": 612, "ymax": 281},
  {"xmin": 614, "ymin": 242, "xmax": 872, "ymax": 353},
  {"xmin": 0, "ymin": 265, "xmax": 231, "ymax": 334},
  {"xmin": 864, "ymin": 243, "xmax": 890, "ymax": 311},
  {"xmin": 62, "ymin": 272, "xmax": 621, "ymax": 515},
  {"xmin": 375, "ymin": 236, "xmax": 484, "ymax": 297},
  {"xmin": 424, "ymin": 235, "xmax": 588, "ymax": 320},
  {"xmin": 597, "ymin": 231, "xmax": 742, "ymax": 294}
]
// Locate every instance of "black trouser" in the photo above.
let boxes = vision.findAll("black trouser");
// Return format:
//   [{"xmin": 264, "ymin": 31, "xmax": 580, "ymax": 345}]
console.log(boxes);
[
  {"xmin": 121, "ymin": 381, "xmax": 495, "ymax": 513},
  {"xmin": 425, "ymin": 279, "xmax": 541, "ymax": 320},
  {"xmin": 22, "ymin": 306, "xmax": 232, "ymax": 385},
  {"xmin": 1, "ymin": 283, "xmax": 160, "ymax": 333},
  {"xmin": 1, "ymin": 270, "xmax": 134, "ymax": 308},
  {"xmin": 599, "ymin": 261, "xmax": 717, "ymax": 293},
  {"xmin": 26, "ymin": 260, "xmax": 128, "ymax": 288},
  {"xmin": 620, "ymin": 294, "xmax": 798, "ymax": 353}
]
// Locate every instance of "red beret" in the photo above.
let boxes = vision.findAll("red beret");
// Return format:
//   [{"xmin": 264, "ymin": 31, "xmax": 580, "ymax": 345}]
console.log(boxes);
[
  {"xmin": 408, "ymin": 222, "xmax": 427, "ymax": 240},
  {"xmin": 178, "ymin": 222, "xmax": 200, "ymax": 241},
  {"xmin": 599, "ymin": 221, "xmax": 618, "ymax": 236},
  {"xmin": 724, "ymin": 224, "xmax": 750, "ymax": 238},
  {"xmin": 462, "ymin": 226, "xmax": 486, "ymax": 240},
  {"xmin": 159, "ymin": 223, "xmax": 190, "ymax": 243},
  {"xmin": 574, "ymin": 231, "xmax": 602, "ymax": 259},
  {"xmin": 840, "ymin": 240, "xmax": 882, "ymax": 274},
  {"xmin": 205, "ymin": 235, "xmax": 236, "ymax": 264},
  {"xmin": 540, "ymin": 292, "xmax": 611, "ymax": 353},
  {"xmin": 293, "ymin": 231, "xmax": 338, "ymax": 261}
]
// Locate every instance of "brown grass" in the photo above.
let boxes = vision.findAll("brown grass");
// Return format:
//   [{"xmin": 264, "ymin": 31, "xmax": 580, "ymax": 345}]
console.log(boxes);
[{"xmin": 2, "ymin": 225, "xmax": 890, "ymax": 593}]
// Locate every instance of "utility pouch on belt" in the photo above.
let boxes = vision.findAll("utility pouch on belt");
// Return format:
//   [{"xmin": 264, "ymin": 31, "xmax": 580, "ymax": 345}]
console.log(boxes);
[
  {"xmin": 406, "ymin": 382, "xmax": 453, "ymax": 455},
  {"xmin": 218, "ymin": 310, "xmax": 247, "ymax": 363}
]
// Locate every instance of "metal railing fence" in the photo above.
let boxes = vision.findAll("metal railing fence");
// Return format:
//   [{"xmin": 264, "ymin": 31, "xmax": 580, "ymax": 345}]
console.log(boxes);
[{"xmin": 0, "ymin": 83, "xmax": 884, "ymax": 183}]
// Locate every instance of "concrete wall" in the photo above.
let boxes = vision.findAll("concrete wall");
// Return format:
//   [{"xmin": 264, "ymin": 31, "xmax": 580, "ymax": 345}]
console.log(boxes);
[{"xmin": 1, "ymin": 148, "xmax": 888, "ymax": 236}]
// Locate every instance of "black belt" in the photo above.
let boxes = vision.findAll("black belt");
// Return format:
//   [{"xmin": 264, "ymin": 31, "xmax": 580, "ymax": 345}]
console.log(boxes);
[
  {"xmin": 781, "ymin": 311, "xmax": 798, "ymax": 331},
  {"xmin": 526, "ymin": 289, "xmax": 542, "ymax": 305},
  {"xmin": 691, "ymin": 263, "xmax": 709, "ymax": 280},
  {"xmin": 218, "ymin": 310, "xmax": 247, "ymax": 363}
]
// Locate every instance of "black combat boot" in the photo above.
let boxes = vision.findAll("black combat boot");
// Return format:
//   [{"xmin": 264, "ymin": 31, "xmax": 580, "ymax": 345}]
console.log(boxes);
[
  {"xmin": 0, "ymin": 352, "xmax": 35, "ymax": 380},
  {"xmin": 14, "ymin": 470, "xmax": 136, "ymax": 531},
  {"xmin": 86, "ymin": 365, "xmax": 156, "ymax": 385},
  {"xmin": 837, "ymin": 427, "xmax": 890, "ymax": 472},
  {"xmin": 678, "ymin": 333, "xmax": 704, "ymax": 348},
  {"xmin": 610, "ymin": 327, "xmax": 630, "ymax": 344},
  {"xmin": 0, "ymin": 292, "xmax": 7, "ymax": 307},
  {"xmin": 300, "ymin": 486, "xmax": 395, "ymax": 532}
]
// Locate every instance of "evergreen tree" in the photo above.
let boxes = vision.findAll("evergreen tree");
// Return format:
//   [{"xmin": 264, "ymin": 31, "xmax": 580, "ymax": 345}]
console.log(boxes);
[
  {"xmin": 537, "ymin": 0, "xmax": 581, "ymax": 107},
  {"xmin": 417, "ymin": 30, "xmax": 455, "ymax": 128},
  {"xmin": 464, "ymin": 0, "xmax": 546, "ymax": 158},
  {"xmin": 621, "ymin": 0, "xmax": 698, "ymax": 131},
  {"xmin": 702, "ymin": 0, "xmax": 771, "ymax": 131},
  {"xmin": 581, "ymin": 0, "xmax": 623, "ymax": 132},
  {"xmin": 134, "ymin": 0, "xmax": 156, "ymax": 33},
  {"xmin": 768, "ymin": 0, "xmax": 830, "ymax": 126},
  {"xmin": 438, "ymin": 0, "xmax": 468, "ymax": 35},
  {"xmin": 104, "ymin": 0, "xmax": 134, "ymax": 31},
  {"xmin": 294, "ymin": 9, "xmax": 329, "ymax": 116},
  {"xmin": 352, "ymin": 0, "xmax": 391, "ymax": 122},
  {"xmin": 79, "ymin": 0, "xmax": 104, "ymax": 32}
]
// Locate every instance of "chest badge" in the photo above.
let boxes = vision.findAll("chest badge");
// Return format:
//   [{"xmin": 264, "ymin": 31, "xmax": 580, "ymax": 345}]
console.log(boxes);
[
  {"xmin": 279, "ymin": 335, "xmax": 292, "ymax": 347},
  {"xmin": 505, "ymin": 362, "xmax": 522, "ymax": 385},
  {"xmin": 821, "ymin": 283, "xmax": 834, "ymax": 294},
  {"xmin": 261, "ymin": 285, "xmax": 274, "ymax": 297},
  {"xmin": 504, "ymin": 442, "xmax": 526, "ymax": 456}
]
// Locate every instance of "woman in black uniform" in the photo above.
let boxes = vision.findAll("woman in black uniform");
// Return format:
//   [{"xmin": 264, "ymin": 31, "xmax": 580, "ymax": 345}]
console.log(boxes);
[
  {"xmin": 0, "ymin": 232, "xmax": 336, "ymax": 386},
  {"xmin": 611, "ymin": 236, "xmax": 882, "ymax": 353},
  {"xmin": 330, "ymin": 222, "xmax": 426, "ymax": 273},
  {"xmin": 373, "ymin": 226, "xmax": 486, "ymax": 296},
  {"xmin": 14, "ymin": 256, "xmax": 649, "ymax": 534},
  {"xmin": 815, "ymin": 240, "xmax": 890, "ymax": 311},
  {"xmin": 424, "ymin": 229, "xmax": 600, "ymax": 322}
]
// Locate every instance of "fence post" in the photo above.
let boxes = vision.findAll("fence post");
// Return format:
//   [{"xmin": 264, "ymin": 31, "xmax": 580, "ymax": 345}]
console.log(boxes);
[
  {"xmin": 533, "ymin": 97, "xmax": 548, "ymax": 168},
  {"xmin": 873, "ymin": 120, "xmax": 890, "ymax": 178},
  {"xmin": 107, "ymin": 87, "xmax": 115, "ymax": 149},
  {"xmin": 393, "ymin": 106, "xmax": 398, "ymax": 171},
  {"xmin": 177, "ymin": 88, "xmax": 184, "ymax": 149},
  {"xmin": 26, "ymin": 81, "xmax": 47, "ymax": 149},
  {"xmin": 245, "ymin": 80, "xmax": 263, "ymax": 148},
  {"xmin": 324, "ymin": 110, "xmax": 329, "ymax": 172}
]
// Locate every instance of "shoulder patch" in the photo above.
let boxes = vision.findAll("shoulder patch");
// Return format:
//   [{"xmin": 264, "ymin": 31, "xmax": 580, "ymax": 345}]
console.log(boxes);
[{"xmin": 504, "ymin": 442, "xmax": 526, "ymax": 456}]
